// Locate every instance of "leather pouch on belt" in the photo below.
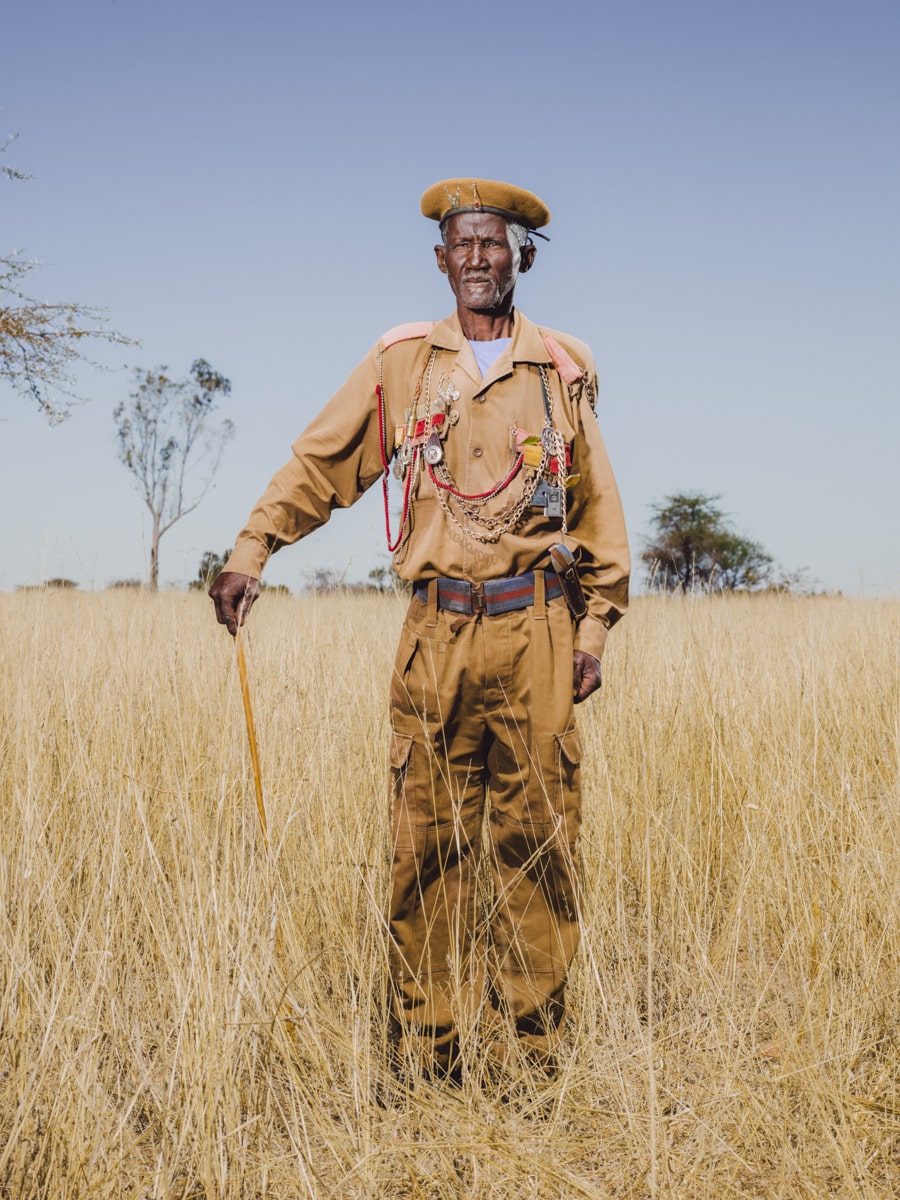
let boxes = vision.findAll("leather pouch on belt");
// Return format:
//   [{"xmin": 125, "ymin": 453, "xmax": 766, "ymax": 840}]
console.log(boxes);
[{"xmin": 548, "ymin": 544, "xmax": 588, "ymax": 620}]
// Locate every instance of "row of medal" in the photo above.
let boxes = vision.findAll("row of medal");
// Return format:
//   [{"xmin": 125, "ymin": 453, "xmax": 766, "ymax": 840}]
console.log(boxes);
[
  {"xmin": 392, "ymin": 375, "xmax": 460, "ymax": 478},
  {"xmin": 391, "ymin": 375, "xmax": 575, "ymax": 521}
]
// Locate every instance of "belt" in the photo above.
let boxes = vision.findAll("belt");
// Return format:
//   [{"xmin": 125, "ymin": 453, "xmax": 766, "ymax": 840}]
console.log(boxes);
[{"xmin": 414, "ymin": 571, "xmax": 563, "ymax": 616}]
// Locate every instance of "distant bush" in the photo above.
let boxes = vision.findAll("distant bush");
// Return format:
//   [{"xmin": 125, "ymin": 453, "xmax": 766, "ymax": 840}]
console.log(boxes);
[
  {"xmin": 17, "ymin": 577, "xmax": 78, "ymax": 591},
  {"xmin": 303, "ymin": 565, "xmax": 410, "ymax": 595}
]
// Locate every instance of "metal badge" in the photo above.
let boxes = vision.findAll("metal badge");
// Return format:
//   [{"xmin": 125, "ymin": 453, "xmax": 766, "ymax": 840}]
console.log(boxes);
[
  {"xmin": 423, "ymin": 433, "xmax": 444, "ymax": 465},
  {"xmin": 393, "ymin": 441, "xmax": 411, "ymax": 479},
  {"xmin": 544, "ymin": 487, "xmax": 564, "ymax": 518},
  {"xmin": 532, "ymin": 479, "xmax": 563, "ymax": 517},
  {"xmin": 531, "ymin": 479, "xmax": 551, "ymax": 507},
  {"xmin": 436, "ymin": 376, "xmax": 461, "ymax": 408}
]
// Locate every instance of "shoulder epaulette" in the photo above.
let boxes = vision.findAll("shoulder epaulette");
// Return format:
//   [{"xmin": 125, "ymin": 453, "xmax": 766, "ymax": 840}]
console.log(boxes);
[
  {"xmin": 381, "ymin": 321, "xmax": 435, "ymax": 349},
  {"xmin": 541, "ymin": 334, "xmax": 585, "ymax": 385}
]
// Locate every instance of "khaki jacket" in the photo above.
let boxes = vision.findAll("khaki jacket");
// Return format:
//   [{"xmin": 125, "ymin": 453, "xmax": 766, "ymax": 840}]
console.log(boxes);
[{"xmin": 224, "ymin": 310, "xmax": 629, "ymax": 660}]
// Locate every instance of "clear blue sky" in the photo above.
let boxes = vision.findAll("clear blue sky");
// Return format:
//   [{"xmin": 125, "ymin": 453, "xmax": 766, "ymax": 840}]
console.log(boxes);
[{"xmin": 3, "ymin": 0, "xmax": 898, "ymax": 594}]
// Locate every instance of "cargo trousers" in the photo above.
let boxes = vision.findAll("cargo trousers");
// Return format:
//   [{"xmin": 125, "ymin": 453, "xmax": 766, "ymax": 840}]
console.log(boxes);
[{"xmin": 387, "ymin": 576, "xmax": 583, "ymax": 1072}]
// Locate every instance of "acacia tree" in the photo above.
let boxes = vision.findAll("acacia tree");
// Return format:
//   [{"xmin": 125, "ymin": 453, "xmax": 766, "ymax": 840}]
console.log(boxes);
[
  {"xmin": 114, "ymin": 360, "xmax": 234, "ymax": 591},
  {"xmin": 1, "ymin": 134, "xmax": 133, "ymax": 423},
  {"xmin": 642, "ymin": 491, "xmax": 774, "ymax": 592}
]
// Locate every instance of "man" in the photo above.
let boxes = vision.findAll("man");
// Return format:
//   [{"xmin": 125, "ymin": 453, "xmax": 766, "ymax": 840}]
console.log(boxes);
[{"xmin": 210, "ymin": 178, "xmax": 629, "ymax": 1081}]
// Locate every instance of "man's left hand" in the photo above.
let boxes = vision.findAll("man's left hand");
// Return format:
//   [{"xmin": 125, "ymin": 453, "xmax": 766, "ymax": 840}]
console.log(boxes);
[{"xmin": 572, "ymin": 650, "xmax": 602, "ymax": 703}]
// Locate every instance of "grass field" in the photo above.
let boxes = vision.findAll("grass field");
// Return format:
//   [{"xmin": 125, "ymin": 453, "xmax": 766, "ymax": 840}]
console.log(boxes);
[{"xmin": 2, "ymin": 589, "xmax": 899, "ymax": 1198}]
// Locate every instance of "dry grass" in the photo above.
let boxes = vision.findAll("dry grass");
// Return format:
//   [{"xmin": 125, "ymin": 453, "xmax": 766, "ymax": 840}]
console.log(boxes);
[{"xmin": 1, "ymin": 588, "xmax": 899, "ymax": 1198}]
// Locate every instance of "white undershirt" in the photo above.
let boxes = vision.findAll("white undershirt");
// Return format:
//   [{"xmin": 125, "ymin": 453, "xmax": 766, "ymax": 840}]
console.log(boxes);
[{"xmin": 468, "ymin": 337, "xmax": 511, "ymax": 378}]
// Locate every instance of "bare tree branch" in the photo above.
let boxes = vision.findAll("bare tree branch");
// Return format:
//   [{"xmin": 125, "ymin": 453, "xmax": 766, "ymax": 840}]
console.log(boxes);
[{"xmin": 2, "ymin": 135, "xmax": 135, "ymax": 421}]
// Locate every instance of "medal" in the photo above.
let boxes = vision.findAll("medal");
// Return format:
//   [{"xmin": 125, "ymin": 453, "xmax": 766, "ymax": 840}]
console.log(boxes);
[
  {"xmin": 423, "ymin": 433, "xmax": 444, "ymax": 465},
  {"xmin": 436, "ymin": 375, "xmax": 460, "ymax": 409},
  {"xmin": 393, "ymin": 440, "xmax": 412, "ymax": 479}
]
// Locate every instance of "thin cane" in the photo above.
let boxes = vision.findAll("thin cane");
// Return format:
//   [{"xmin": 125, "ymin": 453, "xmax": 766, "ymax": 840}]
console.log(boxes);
[
  {"xmin": 233, "ymin": 597, "xmax": 288, "ymax": 969},
  {"xmin": 235, "ymin": 622, "xmax": 269, "ymax": 854}
]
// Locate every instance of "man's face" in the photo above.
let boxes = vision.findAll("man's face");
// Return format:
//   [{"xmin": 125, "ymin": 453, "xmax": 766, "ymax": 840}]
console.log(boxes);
[{"xmin": 435, "ymin": 212, "xmax": 534, "ymax": 314}]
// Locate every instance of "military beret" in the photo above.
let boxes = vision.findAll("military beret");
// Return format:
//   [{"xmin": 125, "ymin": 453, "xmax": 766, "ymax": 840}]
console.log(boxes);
[{"xmin": 421, "ymin": 177, "xmax": 551, "ymax": 231}]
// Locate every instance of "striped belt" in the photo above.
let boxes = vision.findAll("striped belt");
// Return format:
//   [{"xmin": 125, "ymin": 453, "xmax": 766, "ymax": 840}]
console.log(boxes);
[{"xmin": 414, "ymin": 571, "xmax": 563, "ymax": 616}]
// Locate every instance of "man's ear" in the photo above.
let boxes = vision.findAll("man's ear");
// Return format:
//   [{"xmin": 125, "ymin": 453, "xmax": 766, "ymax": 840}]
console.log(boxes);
[
  {"xmin": 434, "ymin": 244, "xmax": 449, "ymax": 274},
  {"xmin": 519, "ymin": 243, "xmax": 537, "ymax": 273}
]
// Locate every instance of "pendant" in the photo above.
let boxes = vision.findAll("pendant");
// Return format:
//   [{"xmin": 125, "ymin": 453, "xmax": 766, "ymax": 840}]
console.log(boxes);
[
  {"xmin": 393, "ymin": 441, "xmax": 411, "ymax": 479},
  {"xmin": 424, "ymin": 432, "xmax": 444, "ymax": 465},
  {"xmin": 531, "ymin": 479, "xmax": 563, "ymax": 518},
  {"xmin": 436, "ymin": 375, "xmax": 461, "ymax": 408}
]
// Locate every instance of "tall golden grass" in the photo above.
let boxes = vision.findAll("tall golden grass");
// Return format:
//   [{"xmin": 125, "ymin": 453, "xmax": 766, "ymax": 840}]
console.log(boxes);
[{"xmin": 1, "ymin": 589, "xmax": 898, "ymax": 1198}]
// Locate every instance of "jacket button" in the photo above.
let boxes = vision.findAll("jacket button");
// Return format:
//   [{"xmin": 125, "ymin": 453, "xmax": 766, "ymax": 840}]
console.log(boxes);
[{"xmin": 473, "ymin": 447, "xmax": 483, "ymax": 457}]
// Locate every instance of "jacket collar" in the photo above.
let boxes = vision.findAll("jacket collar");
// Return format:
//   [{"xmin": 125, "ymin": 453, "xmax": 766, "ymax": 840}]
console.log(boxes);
[{"xmin": 426, "ymin": 310, "xmax": 551, "ymax": 388}]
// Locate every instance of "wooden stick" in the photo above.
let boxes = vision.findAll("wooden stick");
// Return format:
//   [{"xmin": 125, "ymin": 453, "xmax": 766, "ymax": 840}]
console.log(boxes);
[{"xmin": 235, "ymin": 627, "xmax": 268, "ymax": 854}]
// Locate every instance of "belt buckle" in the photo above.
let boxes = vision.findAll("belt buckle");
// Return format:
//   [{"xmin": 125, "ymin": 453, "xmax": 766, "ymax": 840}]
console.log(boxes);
[{"xmin": 470, "ymin": 582, "xmax": 485, "ymax": 614}]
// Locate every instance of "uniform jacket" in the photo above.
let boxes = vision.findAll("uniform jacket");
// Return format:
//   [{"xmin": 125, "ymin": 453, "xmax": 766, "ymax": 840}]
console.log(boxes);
[{"xmin": 223, "ymin": 310, "xmax": 630, "ymax": 661}]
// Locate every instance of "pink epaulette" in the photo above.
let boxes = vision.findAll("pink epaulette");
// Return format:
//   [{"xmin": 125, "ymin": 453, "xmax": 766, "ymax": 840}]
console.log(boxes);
[
  {"xmin": 381, "ymin": 321, "xmax": 435, "ymax": 349},
  {"xmin": 542, "ymin": 334, "xmax": 585, "ymax": 385}
]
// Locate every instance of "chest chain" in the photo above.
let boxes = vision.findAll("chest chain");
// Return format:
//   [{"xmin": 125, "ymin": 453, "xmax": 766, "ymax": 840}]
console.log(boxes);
[{"xmin": 377, "ymin": 349, "xmax": 571, "ymax": 548}]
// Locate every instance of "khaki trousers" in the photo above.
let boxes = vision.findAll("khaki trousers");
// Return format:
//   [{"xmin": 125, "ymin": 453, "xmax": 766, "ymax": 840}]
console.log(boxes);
[{"xmin": 388, "ymin": 581, "xmax": 583, "ymax": 1070}]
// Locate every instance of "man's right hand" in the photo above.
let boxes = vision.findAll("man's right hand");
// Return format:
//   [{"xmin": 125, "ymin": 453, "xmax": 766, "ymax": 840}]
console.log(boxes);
[{"xmin": 209, "ymin": 571, "xmax": 261, "ymax": 637}]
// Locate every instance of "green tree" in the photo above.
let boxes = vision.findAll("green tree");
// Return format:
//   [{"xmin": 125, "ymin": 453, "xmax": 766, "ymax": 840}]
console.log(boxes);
[
  {"xmin": 191, "ymin": 548, "xmax": 290, "ymax": 595},
  {"xmin": 190, "ymin": 548, "xmax": 232, "ymax": 591},
  {"xmin": 642, "ymin": 492, "xmax": 774, "ymax": 592},
  {"xmin": 114, "ymin": 360, "xmax": 234, "ymax": 592},
  {"xmin": 1, "ymin": 135, "xmax": 134, "ymax": 423}
]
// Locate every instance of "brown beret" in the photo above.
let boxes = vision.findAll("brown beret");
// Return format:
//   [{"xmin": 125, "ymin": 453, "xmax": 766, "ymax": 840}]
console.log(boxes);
[{"xmin": 421, "ymin": 177, "xmax": 551, "ymax": 231}]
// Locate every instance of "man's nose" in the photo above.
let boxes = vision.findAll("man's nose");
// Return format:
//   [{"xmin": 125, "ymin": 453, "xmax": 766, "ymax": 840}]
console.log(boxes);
[{"xmin": 467, "ymin": 241, "xmax": 488, "ymax": 265}]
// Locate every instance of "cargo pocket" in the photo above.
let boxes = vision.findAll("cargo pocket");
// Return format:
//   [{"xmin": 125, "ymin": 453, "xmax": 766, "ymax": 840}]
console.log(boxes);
[
  {"xmin": 389, "ymin": 730, "xmax": 417, "ymax": 853},
  {"xmin": 555, "ymin": 726, "xmax": 582, "ymax": 771},
  {"xmin": 390, "ymin": 729, "xmax": 414, "ymax": 774},
  {"xmin": 554, "ymin": 725, "xmax": 583, "ymax": 841}
]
